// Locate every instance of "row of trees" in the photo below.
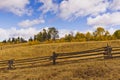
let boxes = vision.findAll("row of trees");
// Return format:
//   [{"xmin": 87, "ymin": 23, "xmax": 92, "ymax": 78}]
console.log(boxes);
[
  {"xmin": 2, "ymin": 27, "xmax": 120, "ymax": 44},
  {"xmin": 63, "ymin": 27, "xmax": 120, "ymax": 42},
  {"xmin": 28, "ymin": 27, "xmax": 120, "ymax": 42},
  {"xmin": 2, "ymin": 37, "xmax": 27, "ymax": 43},
  {"xmin": 33, "ymin": 27, "xmax": 59, "ymax": 42}
]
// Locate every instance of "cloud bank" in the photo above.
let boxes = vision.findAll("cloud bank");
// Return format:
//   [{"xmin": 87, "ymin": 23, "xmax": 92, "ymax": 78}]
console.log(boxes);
[
  {"xmin": 37, "ymin": 0, "xmax": 120, "ymax": 28},
  {"xmin": 0, "ymin": 27, "xmax": 40, "ymax": 41},
  {"xmin": 0, "ymin": 0, "xmax": 120, "ymax": 41},
  {"xmin": 59, "ymin": 0, "xmax": 109, "ymax": 20},
  {"xmin": 0, "ymin": 0, "xmax": 32, "ymax": 16},
  {"xmin": 87, "ymin": 12, "xmax": 120, "ymax": 27}
]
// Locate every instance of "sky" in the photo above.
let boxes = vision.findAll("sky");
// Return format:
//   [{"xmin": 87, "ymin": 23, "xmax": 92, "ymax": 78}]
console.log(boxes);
[{"xmin": 0, "ymin": 0, "xmax": 120, "ymax": 41}]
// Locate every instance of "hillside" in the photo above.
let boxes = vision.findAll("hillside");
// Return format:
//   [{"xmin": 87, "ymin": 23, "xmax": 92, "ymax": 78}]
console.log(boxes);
[
  {"xmin": 0, "ymin": 40, "xmax": 120, "ymax": 60},
  {"xmin": 0, "ymin": 41, "xmax": 120, "ymax": 80}
]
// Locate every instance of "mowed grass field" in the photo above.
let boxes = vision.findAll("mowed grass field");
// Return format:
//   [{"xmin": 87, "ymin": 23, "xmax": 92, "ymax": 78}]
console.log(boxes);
[{"xmin": 0, "ymin": 40, "xmax": 120, "ymax": 80}]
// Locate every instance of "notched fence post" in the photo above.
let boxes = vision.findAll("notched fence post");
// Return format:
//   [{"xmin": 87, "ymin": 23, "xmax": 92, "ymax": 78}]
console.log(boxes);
[
  {"xmin": 103, "ymin": 45, "xmax": 112, "ymax": 59},
  {"xmin": 8, "ymin": 59, "xmax": 15, "ymax": 70},
  {"xmin": 52, "ymin": 52, "xmax": 57, "ymax": 65}
]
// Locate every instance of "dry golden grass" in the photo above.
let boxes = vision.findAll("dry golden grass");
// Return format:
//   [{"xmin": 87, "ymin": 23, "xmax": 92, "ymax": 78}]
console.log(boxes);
[
  {"xmin": 0, "ymin": 58, "xmax": 120, "ymax": 80},
  {"xmin": 0, "ymin": 40, "xmax": 120, "ymax": 60},
  {"xmin": 0, "ymin": 40, "xmax": 120, "ymax": 80}
]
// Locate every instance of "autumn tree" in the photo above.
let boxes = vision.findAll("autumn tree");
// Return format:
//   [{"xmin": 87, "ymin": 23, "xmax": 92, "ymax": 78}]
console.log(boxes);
[
  {"xmin": 64, "ymin": 34, "xmax": 74, "ymax": 42},
  {"xmin": 93, "ymin": 27, "xmax": 105, "ymax": 40},
  {"xmin": 113, "ymin": 30, "xmax": 120, "ymax": 39},
  {"xmin": 85, "ymin": 32, "xmax": 92, "ymax": 41},
  {"xmin": 75, "ymin": 32, "xmax": 86, "ymax": 41},
  {"xmin": 104, "ymin": 30, "xmax": 112, "ymax": 40}
]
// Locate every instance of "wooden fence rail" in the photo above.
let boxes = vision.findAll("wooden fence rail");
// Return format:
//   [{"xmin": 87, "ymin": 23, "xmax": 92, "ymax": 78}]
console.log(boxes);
[{"xmin": 0, "ymin": 45, "xmax": 120, "ymax": 70}]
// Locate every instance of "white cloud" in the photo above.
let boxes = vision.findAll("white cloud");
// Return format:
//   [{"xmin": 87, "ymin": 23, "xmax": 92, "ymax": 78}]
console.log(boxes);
[
  {"xmin": 87, "ymin": 12, "xmax": 120, "ymax": 27},
  {"xmin": 0, "ymin": 27, "xmax": 40, "ymax": 41},
  {"xmin": 38, "ymin": 0, "xmax": 58, "ymax": 14},
  {"xmin": 59, "ymin": 0, "xmax": 109, "ymax": 20},
  {"xmin": 59, "ymin": 29, "xmax": 78, "ymax": 38},
  {"xmin": 0, "ymin": 28, "xmax": 10, "ymax": 41},
  {"xmin": 59, "ymin": 29, "xmax": 71, "ymax": 38},
  {"xmin": 0, "ymin": 0, "xmax": 32, "ymax": 16},
  {"xmin": 108, "ymin": 27, "xmax": 116, "ymax": 34},
  {"xmin": 18, "ymin": 19, "xmax": 45, "ymax": 28},
  {"xmin": 109, "ymin": 0, "xmax": 120, "ymax": 11}
]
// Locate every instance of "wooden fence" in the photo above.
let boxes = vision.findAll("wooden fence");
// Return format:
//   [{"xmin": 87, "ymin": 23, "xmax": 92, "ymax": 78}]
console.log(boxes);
[{"xmin": 0, "ymin": 45, "xmax": 120, "ymax": 70}]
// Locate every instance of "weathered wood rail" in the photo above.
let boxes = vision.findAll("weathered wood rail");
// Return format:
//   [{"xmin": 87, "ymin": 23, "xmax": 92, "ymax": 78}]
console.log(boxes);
[{"xmin": 0, "ymin": 45, "xmax": 120, "ymax": 70}]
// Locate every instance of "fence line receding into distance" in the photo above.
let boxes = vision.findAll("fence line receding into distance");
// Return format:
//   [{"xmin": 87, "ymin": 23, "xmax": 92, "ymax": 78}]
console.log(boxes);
[{"xmin": 0, "ymin": 45, "xmax": 120, "ymax": 70}]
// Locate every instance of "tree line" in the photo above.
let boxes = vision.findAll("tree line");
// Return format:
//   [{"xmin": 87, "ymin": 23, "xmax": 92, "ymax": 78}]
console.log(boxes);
[{"xmin": 2, "ymin": 27, "xmax": 120, "ymax": 44}]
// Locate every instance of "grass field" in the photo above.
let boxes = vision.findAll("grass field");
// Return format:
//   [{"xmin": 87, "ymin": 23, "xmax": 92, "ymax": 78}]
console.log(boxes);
[
  {"xmin": 0, "ymin": 40, "xmax": 120, "ymax": 60},
  {"xmin": 0, "ymin": 40, "xmax": 120, "ymax": 80},
  {"xmin": 0, "ymin": 58, "xmax": 120, "ymax": 80}
]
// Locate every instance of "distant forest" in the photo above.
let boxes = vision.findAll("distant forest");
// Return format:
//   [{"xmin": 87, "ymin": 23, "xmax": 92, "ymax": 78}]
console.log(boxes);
[{"xmin": 2, "ymin": 27, "xmax": 120, "ymax": 44}]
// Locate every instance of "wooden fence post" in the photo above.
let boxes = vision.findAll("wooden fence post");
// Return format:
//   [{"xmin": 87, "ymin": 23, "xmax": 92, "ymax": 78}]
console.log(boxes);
[
  {"xmin": 8, "ymin": 59, "xmax": 14, "ymax": 70},
  {"xmin": 108, "ymin": 46, "xmax": 112, "ymax": 58},
  {"xmin": 52, "ymin": 52, "xmax": 57, "ymax": 65},
  {"xmin": 104, "ymin": 45, "xmax": 112, "ymax": 59}
]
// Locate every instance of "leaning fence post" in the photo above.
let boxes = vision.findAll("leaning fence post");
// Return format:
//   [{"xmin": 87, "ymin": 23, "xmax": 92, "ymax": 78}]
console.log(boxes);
[
  {"xmin": 8, "ymin": 59, "xmax": 14, "ymax": 70},
  {"xmin": 52, "ymin": 52, "xmax": 57, "ymax": 65}
]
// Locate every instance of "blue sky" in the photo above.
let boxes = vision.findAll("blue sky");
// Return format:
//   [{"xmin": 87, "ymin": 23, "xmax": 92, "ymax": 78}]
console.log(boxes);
[{"xmin": 0, "ymin": 0, "xmax": 120, "ymax": 41}]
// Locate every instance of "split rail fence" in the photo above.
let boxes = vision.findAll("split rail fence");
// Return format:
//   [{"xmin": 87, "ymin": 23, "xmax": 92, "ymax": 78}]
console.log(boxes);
[{"xmin": 0, "ymin": 45, "xmax": 120, "ymax": 70}]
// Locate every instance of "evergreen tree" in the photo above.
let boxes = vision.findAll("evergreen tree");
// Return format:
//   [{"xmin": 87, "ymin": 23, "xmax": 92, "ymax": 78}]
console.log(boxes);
[
  {"xmin": 29, "ymin": 37, "xmax": 33, "ymax": 42},
  {"xmin": 48, "ymin": 27, "xmax": 59, "ymax": 41}
]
